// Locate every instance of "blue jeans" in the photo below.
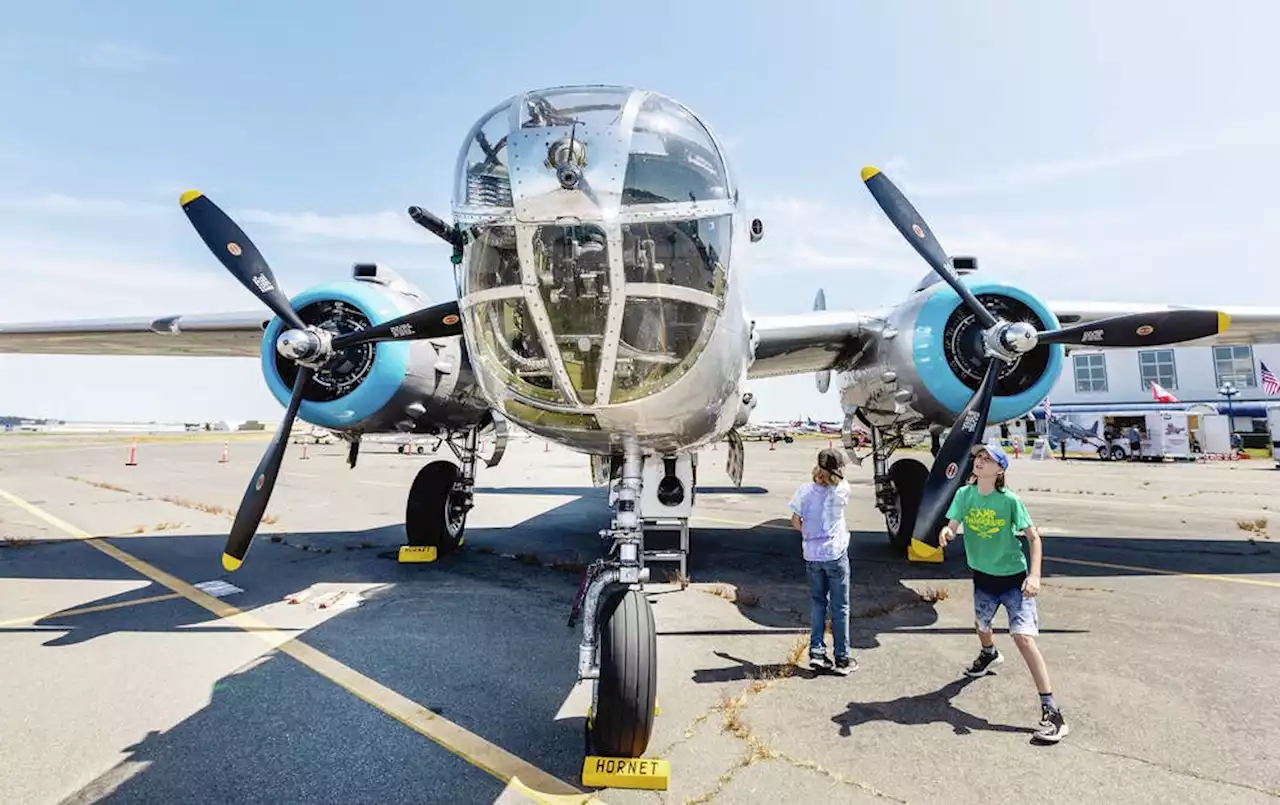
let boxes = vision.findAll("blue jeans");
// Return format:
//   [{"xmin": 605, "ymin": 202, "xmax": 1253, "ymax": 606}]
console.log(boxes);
[{"xmin": 807, "ymin": 555, "xmax": 850, "ymax": 659}]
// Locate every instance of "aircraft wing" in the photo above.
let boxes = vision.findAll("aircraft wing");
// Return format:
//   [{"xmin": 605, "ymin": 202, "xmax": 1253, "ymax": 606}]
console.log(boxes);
[
  {"xmin": 1049, "ymin": 301, "xmax": 1280, "ymax": 346},
  {"xmin": 747, "ymin": 310, "xmax": 878, "ymax": 379},
  {"xmin": 0, "ymin": 312, "xmax": 268, "ymax": 357}
]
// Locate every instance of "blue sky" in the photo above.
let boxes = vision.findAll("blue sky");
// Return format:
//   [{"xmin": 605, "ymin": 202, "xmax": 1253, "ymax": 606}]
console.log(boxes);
[{"xmin": 2, "ymin": 1, "xmax": 1278, "ymax": 423}]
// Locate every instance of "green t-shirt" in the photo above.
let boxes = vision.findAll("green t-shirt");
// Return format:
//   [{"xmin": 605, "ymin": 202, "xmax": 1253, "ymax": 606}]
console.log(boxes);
[{"xmin": 945, "ymin": 484, "xmax": 1033, "ymax": 577}]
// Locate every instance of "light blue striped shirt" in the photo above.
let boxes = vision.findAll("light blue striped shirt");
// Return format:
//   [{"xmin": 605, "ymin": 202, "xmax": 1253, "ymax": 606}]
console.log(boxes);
[{"xmin": 788, "ymin": 480, "xmax": 850, "ymax": 562}]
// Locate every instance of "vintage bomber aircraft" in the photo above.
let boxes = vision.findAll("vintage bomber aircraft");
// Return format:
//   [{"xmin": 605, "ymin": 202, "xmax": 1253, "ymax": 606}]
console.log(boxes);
[{"xmin": 3, "ymin": 84, "xmax": 1279, "ymax": 759}]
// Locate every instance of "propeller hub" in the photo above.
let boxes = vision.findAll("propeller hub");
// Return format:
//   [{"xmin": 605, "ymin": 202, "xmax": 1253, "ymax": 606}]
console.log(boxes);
[
  {"xmin": 1001, "ymin": 321, "xmax": 1040, "ymax": 354},
  {"xmin": 277, "ymin": 328, "xmax": 327, "ymax": 363}
]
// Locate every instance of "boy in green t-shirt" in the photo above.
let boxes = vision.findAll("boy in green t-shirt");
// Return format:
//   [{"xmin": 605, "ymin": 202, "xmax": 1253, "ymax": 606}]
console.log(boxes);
[{"xmin": 939, "ymin": 443, "xmax": 1069, "ymax": 743}]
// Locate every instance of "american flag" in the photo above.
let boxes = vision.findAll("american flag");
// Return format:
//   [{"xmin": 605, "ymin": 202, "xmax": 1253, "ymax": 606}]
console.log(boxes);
[{"xmin": 1262, "ymin": 361, "xmax": 1279, "ymax": 395}]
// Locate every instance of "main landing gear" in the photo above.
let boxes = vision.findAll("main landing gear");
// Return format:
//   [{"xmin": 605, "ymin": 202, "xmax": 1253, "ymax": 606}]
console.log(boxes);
[
  {"xmin": 404, "ymin": 417, "xmax": 508, "ymax": 558},
  {"xmin": 866, "ymin": 423, "xmax": 930, "ymax": 556},
  {"xmin": 568, "ymin": 439, "xmax": 672, "ymax": 761}
]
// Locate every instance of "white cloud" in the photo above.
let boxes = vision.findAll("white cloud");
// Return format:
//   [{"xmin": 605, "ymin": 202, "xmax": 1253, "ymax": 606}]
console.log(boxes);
[
  {"xmin": 0, "ymin": 232, "xmax": 249, "ymax": 321},
  {"xmin": 897, "ymin": 123, "xmax": 1276, "ymax": 199},
  {"xmin": 0, "ymin": 194, "xmax": 166, "ymax": 217},
  {"xmin": 0, "ymin": 191, "xmax": 451, "ymax": 248},
  {"xmin": 740, "ymin": 196, "xmax": 927, "ymax": 277},
  {"xmin": 81, "ymin": 42, "xmax": 170, "ymax": 71},
  {"xmin": 237, "ymin": 208, "xmax": 438, "ymax": 245},
  {"xmin": 0, "ymin": 38, "xmax": 170, "ymax": 71}
]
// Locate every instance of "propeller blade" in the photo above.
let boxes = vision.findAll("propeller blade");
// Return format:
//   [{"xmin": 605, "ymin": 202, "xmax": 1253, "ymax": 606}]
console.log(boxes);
[
  {"xmin": 861, "ymin": 167, "xmax": 998, "ymax": 330},
  {"xmin": 180, "ymin": 190, "xmax": 307, "ymax": 333},
  {"xmin": 1038, "ymin": 310, "xmax": 1229, "ymax": 348},
  {"xmin": 222, "ymin": 365, "xmax": 313, "ymax": 571},
  {"xmin": 909, "ymin": 356, "xmax": 1003, "ymax": 561},
  {"xmin": 329, "ymin": 300, "xmax": 463, "ymax": 351}
]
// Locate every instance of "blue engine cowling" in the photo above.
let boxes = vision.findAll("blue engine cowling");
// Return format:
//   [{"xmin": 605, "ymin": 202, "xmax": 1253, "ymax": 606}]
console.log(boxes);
[
  {"xmin": 259, "ymin": 280, "xmax": 414, "ymax": 431},
  {"xmin": 902, "ymin": 277, "xmax": 1065, "ymax": 425}
]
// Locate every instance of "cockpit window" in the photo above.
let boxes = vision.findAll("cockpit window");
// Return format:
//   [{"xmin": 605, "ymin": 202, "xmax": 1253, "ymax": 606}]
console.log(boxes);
[
  {"xmin": 610, "ymin": 299, "xmax": 716, "ymax": 403},
  {"xmin": 532, "ymin": 223, "xmax": 612, "ymax": 404},
  {"xmin": 621, "ymin": 215, "xmax": 731, "ymax": 296},
  {"xmin": 463, "ymin": 225, "xmax": 521, "ymax": 292},
  {"xmin": 457, "ymin": 107, "xmax": 514, "ymax": 211},
  {"xmin": 517, "ymin": 86, "xmax": 631, "ymax": 130},
  {"xmin": 467, "ymin": 297, "xmax": 563, "ymax": 404},
  {"xmin": 623, "ymin": 94, "xmax": 729, "ymax": 206},
  {"xmin": 461, "ymin": 226, "xmax": 563, "ymax": 404}
]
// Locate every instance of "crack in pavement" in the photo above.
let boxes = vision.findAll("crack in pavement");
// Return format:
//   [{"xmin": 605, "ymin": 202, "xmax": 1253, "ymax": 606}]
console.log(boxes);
[
  {"xmin": 766, "ymin": 750, "xmax": 910, "ymax": 803},
  {"xmin": 1069, "ymin": 743, "xmax": 1279, "ymax": 798},
  {"xmin": 675, "ymin": 675, "xmax": 909, "ymax": 805}
]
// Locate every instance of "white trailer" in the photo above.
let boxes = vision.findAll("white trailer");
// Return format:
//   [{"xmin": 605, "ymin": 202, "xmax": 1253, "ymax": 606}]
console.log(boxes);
[
  {"xmin": 1139, "ymin": 411, "xmax": 1192, "ymax": 460},
  {"xmin": 1194, "ymin": 413, "xmax": 1233, "ymax": 456}
]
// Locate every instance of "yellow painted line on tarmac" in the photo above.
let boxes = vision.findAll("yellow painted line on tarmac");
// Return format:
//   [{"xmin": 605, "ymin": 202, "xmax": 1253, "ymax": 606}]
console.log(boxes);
[
  {"xmin": 1045, "ymin": 555, "xmax": 1280, "ymax": 589},
  {"xmin": 0, "ymin": 593, "xmax": 184, "ymax": 628},
  {"xmin": 693, "ymin": 512, "xmax": 1280, "ymax": 589},
  {"xmin": 0, "ymin": 484, "xmax": 603, "ymax": 804}
]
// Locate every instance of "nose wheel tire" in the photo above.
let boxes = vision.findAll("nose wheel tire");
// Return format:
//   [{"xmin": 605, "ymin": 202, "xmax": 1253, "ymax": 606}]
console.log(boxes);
[
  {"xmin": 588, "ymin": 588, "xmax": 657, "ymax": 759},
  {"xmin": 406, "ymin": 460, "xmax": 468, "ymax": 554}
]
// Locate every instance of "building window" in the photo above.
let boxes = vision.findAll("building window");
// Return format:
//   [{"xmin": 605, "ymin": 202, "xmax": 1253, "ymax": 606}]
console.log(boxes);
[
  {"xmin": 1138, "ymin": 349, "xmax": 1177, "ymax": 390},
  {"xmin": 1213, "ymin": 345, "xmax": 1256, "ymax": 388},
  {"xmin": 1073, "ymin": 353, "xmax": 1107, "ymax": 393}
]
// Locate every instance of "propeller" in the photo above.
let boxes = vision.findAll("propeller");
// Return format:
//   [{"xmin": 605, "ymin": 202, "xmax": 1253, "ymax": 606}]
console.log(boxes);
[
  {"xmin": 858, "ymin": 166, "xmax": 1232, "ymax": 562},
  {"xmin": 179, "ymin": 189, "xmax": 466, "ymax": 571}
]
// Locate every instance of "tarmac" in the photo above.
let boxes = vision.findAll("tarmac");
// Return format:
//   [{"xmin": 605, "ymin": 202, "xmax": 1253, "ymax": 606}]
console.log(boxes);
[{"xmin": 1, "ymin": 430, "xmax": 1277, "ymax": 804}]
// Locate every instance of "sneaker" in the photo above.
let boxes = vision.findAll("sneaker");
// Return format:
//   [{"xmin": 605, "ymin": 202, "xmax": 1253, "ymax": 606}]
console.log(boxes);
[
  {"xmin": 809, "ymin": 651, "xmax": 832, "ymax": 671},
  {"xmin": 965, "ymin": 648, "xmax": 1004, "ymax": 677},
  {"xmin": 832, "ymin": 656, "xmax": 858, "ymax": 676},
  {"xmin": 1034, "ymin": 706, "xmax": 1069, "ymax": 743}
]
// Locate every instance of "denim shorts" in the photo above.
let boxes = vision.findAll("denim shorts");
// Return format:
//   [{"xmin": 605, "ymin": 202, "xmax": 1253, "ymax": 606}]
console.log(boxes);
[{"xmin": 973, "ymin": 584, "xmax": 1039, "ymax": 636}]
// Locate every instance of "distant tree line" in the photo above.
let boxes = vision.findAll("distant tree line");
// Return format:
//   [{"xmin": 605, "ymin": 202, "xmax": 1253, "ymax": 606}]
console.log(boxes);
[{"xmin": 0, "ymin": 416, "xmax": 61, "ymax": 426}]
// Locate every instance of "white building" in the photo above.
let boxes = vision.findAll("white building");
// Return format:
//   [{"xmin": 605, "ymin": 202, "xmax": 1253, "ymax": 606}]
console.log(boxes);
[
  {"xmin": 1048, "ymin": 342, "xmax": 1278, "ymax": 404},
  {"xmin": 1044, "ymin": 341, "xmax": 1280, "ymax": 435}
]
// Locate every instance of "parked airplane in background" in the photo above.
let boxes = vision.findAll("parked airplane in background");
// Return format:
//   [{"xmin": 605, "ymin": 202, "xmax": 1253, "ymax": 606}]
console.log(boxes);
[
  {"xmin": 1046, "ymin": 416, "xmax": 1104, "ymax": 451},
  {"xmin": 3, "ymin": 84, "xmax": 1278, "ymax": 759}
]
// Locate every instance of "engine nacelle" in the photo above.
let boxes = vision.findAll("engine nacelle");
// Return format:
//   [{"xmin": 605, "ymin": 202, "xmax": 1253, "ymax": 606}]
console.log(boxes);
[
  {"xmin": 841, "ymin": 277, "xmax": 1064, "ymax": 430},
  {"xmin": 259, "ymin": 266, "xmax": 490, "ymax": 434}
]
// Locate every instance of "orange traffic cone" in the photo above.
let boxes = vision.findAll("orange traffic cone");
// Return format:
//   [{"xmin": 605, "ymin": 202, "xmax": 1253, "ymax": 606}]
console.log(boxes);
[
  {"xmin": 219, "ymin": 441, "xmax": 229, "ymax": 464},
  {"xmin": 125, "ymin": 439, "xmax": 137, "ymax": 466},
  {"xmin": 300, "ymin": 442, "xmax": 309, "ymax": 460}
]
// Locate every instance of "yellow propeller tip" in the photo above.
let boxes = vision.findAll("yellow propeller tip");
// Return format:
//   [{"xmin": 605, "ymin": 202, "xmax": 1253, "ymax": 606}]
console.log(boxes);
[
  {"xmin": 179, "ymin": 190, "xmax": 204, "ymax": 206},
  {"xmin": 860, "ymin": 166, "xmax": 881, "ymax": 181},
  {"xmin": 221, "ymin": 553, "xmax": 243, "ymax": 572},
  {"xmin": 1218, "ymin": 311, "xmax": 1231, "ymax": 333}
]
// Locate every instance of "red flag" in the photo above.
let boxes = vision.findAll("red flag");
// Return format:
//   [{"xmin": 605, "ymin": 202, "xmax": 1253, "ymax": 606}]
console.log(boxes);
[{"xmin": 1151, "ymin": 382, "xmax": 1179, "ymax": 403}]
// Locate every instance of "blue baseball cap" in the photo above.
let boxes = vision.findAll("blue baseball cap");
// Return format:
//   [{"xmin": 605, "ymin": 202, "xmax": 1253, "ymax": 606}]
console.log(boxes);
[{"xmin": 971, "ymin": 442, "xmax": 1009, "ymax": 470}]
